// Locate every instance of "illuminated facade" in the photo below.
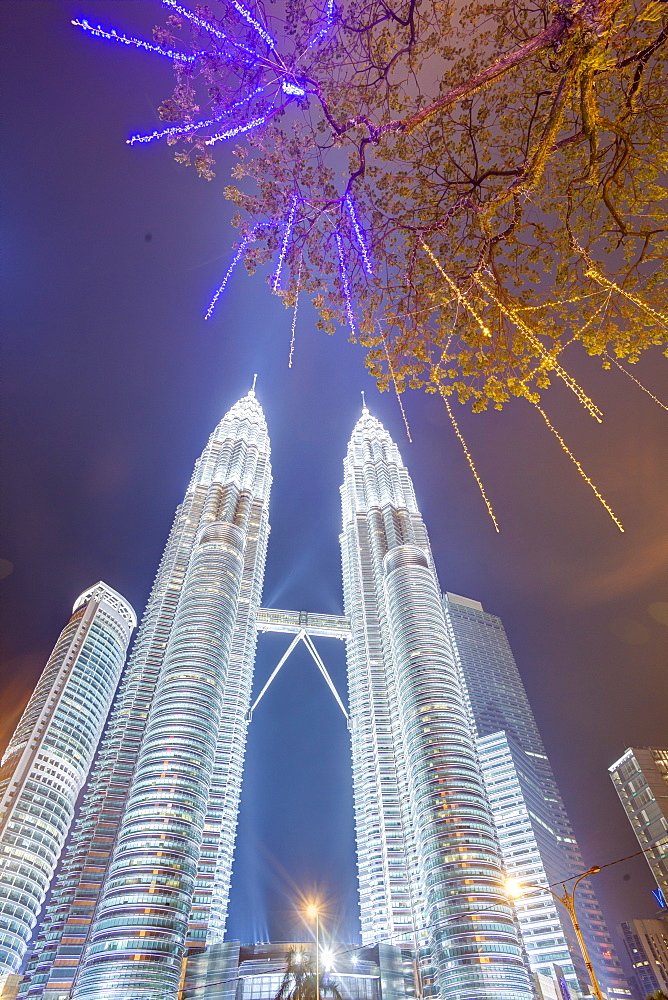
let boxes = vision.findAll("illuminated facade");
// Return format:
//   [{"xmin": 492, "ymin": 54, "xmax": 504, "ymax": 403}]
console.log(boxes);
[
  {"xmin": 21, "ymin": 390, "xmax": 272, "ymax": 1000},
  {"xmin": 0, "ymin": 583, "xmax": 135, "ymax": 991},
  {"xmin": 443, "ymin": 593, "xmax": 631, "ymax": 1000},
  {"xmin": 609, "ymin": 747, "xmax": 668, "ymax": 902},
  {"xmin": 340, "ymin": 407, "xmax": 532, "ymax": 1000}
]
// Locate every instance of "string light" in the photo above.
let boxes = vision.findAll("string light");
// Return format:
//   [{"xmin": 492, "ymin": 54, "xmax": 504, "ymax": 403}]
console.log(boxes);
[
  {"xmin": 127, "ymin": 86, "xmax": 266, "ymax": 145},
  {"xmin": 160, "ymin": 0, "xmax": 255, "ymax": 56},
  {"xmin": 335, "ymin": 230, "xmax": 357, "ymax": 337},
  {"xmin": 585, "ymin": 268, "xmax": 668, "ymax": 329},
  {"xmin": 272, "ymin": 195, "xmax": 299, "ymax": 291},
  {"xmin": 420, "ymin": 241, "xmax": 491, "ymax": 338},
  {"xmin": 161, "ymin": 0, "xmax": 231, "ymax": 44},
  {"xmin": 230, "ymin": 1, "xmax": 277, "ymax": 51},
  {"xmin": 439, "ymin": 389, "xmax": 499, "ymax": 532},
  {"xmin": 282, "ymin": 80, "xmax": 306, "ymax": 97},
  {"xmin": 606, "ymin": 355, "xmax": 668, "ymax": 412},
  {"xmin": 205, "ymin": 226, "xmax": 261, "ymax": 319},
  {"xmin": 474, "ymin": 272, "xmax": 603, "ymax": 423},
  {"xmin": 71, "ymin": 19, "xmax": 197, "ymax": 63},
  {"xmin": 308, "ymin": 0, "xmax": 335, "ymax": 48},
  {"xmin": 532, "ymin": 402, "xmax": 624, "ymax": 532},
  {"xmin": 382, "ymin": 334, "xmax": 412, "ymax": 442},
  {"xmin": 345, "ymin": 193, "xmax": 373, "ymax": 275},
  {"xmin": 206, "ymin": 111, "xmax": 274, "ymax": 145},
  {"xmin": 289, "ymin": 259, "xmax": 304, "ymax": 368}
]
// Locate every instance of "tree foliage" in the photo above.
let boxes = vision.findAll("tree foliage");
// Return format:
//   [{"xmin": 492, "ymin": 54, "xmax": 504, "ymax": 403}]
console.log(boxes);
[{"xmin": 151, "ymin": 0, "xmax": 668, "ymax": 417}]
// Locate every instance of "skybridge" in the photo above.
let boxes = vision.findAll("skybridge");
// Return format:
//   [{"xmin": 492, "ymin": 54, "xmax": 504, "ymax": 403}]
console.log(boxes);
[{"xmin": 249, "ymin": 608, "xmax": 351, "ymax": 724}]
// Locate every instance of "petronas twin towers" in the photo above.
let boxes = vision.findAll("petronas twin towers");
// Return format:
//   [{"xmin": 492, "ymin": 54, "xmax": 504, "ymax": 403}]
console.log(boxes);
[{"xmin": 18, "ymin": 389, "xmax": 534, "ymax": 1000}]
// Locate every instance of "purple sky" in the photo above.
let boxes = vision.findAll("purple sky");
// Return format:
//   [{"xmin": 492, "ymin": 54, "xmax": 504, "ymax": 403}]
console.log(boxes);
[{"xmin": 2, "ymin": 0, "xmax": 667, "ymax": 961}]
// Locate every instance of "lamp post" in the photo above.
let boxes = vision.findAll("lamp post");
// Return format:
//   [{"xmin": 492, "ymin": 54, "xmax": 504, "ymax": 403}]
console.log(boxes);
[
  {"xmin": 506, "ymin": 866, "xmax": 604, "ymax": 1000},
  {"xmin": 306, "ymin": 903, "xmax": 320, "ymax": 1000}
]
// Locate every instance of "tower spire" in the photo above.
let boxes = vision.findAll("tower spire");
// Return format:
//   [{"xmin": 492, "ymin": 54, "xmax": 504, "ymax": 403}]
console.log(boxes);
[
  {"xmin": 361, "ymin": 390, "xmax": 368, "ymax": 413},
  {"xmin": 251, "ymin": 373, "xmax": 258, "ymax": 395}
]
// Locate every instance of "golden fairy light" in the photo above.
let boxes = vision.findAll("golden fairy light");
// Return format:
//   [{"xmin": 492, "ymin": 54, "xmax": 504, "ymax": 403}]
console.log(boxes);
[
  {"xmin": 584, "ymin": 268, "xmax": 668, "ymax": 329},
  {"xmin": 606, "ymin": 354, "xmax": 668, "ymax": 412},
  {"xmin": 420, "ymin": 241, "xmax": 491, "ymax": 339},
  {"xmin": 473, "ymin": 273, "xmax": 603, "ymax": 423},
  {"xmin": 532, "ymin": 402, "xmax": 624, "ymax": 532},
  {"xmin": 439, "ymin": 388, "xmax": 500, "ymax": 532},
  {"xmin": 382, "ymin": 332, "xmax": 413, "ymax": 442}
]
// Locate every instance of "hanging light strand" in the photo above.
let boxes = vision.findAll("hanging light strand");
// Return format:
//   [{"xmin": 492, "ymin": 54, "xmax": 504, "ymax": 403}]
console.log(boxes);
[
  {"xmin": 205, "ymin": 226, "xmax": 261, "ymax": 319},
  {"xmin": 606, "ymin": 355, "xmax": 668, "ymax": 412},
  {"xmin": 474, "ymin": 272, "xmax": 603, "ymax": 423},
  {"xmin": 585, "ymin": 268, "xmax": 668, "ymax": 329},
  {"xmin": 345, "ymin": 193, "xmax": 373, "ymax": 275},
  {"xmin": 439, "ymin": 390, "xmax": 499, "ymax": 532},
  {"xmin": 532, "ymin": 402, "xmax": 624, "ymax": 532},
  {"xmin": 335, "ymin": 230, "xmax": 357, "ymax": 337},
  {"xmin": 289, "ymin": 258, "xmax": 304, "ymax": 368},
  {"xmin": 381, "ymin": 333, "xmax": 412, "ymax": 443},
  {"xmin": 273, "ymin": 195, "xmax": 299, "ymax": 291},
  {"xmin": 421, "ymin": 240, "xmax": 491, "ymax": 338},
  {"xmin": 71, "ymin": 19, "xmax": 197, "ymax": 62}
]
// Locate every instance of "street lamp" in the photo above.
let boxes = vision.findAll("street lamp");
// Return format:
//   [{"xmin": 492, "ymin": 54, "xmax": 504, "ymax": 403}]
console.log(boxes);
[
  {"xmin": 306, "ymin": 903, "xmax": 320, "ymax": 1000},
  {"xmin": 506, "ymin": 866, "xmax": 604, "ymax": 1000}
]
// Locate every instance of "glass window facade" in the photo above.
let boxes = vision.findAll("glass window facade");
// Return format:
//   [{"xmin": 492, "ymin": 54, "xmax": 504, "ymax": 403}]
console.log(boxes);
[
  {"xmin": 444, "ymin": 593, "xmax": 631, "ymax": 1000},
  {"xmin": 0, "ymin": 583, "xmax": 135, "ymax": 990}
]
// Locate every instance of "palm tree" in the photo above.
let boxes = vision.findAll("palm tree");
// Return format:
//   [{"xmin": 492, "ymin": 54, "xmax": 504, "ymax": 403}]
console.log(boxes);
[{"xmin": 275, "ymin": 948, "xmax": 342, "ymax": 1000}]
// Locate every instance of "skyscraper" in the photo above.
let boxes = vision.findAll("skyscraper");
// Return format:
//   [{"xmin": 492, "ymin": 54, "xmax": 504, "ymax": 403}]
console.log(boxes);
[
  {"xmin": 0, "ymin": 583, "xmax": 136, "ymax": 991},
  {"xmin": 340, "ymin": 407, "xmax": 532, "ymax": 1000},
  {"xmin": 619, "ymin": 917, "xmax": 668, "ymax": 997},
  {"xmin": 609, "ymin": 747, "xmax": 668, "ymax": 898},
  {"xmin": 20, "ymin": 390, "xmax": 272, "ymax": 1000},
  {"xmin": 443, "ymin": 592, "xmax": 631, "ymax": 1000}
]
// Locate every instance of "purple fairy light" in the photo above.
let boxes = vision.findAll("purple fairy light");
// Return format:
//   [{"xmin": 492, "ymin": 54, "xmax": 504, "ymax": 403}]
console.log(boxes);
[
  {"xmin": 161, "ymin": 0, "xmax": 229, "ymax": 43},
  {"xmin": 161, "ymin": 0, "xmax": 256, "ymax": 57},
  {"xmin": 230, "ymin": 1, "xmax": 277, "ymax": 51},
  {"xmin": 282, "ymin": 80, "xmax": 306, "ymax": 97},
  {"xmin": 205, "ymin": 111, "xmax": 274, "ymax": 145},
  {"xmin": 272, "ymin": 195, "xmax": 299, "ymax": 291},
  {"xmin": 127, "ymin": 86, "xmax": 266, "ymax": 145},
  {"xmin": 71, "ymin": 19, "xmax": 197, "ymax": 63},
  {"xmin": 308, "ymin": 0, "xmax": 335, "ymax": 48},
  {"xmin": 205, "ymin": 226, "xmax": 261, "ymax": 319},
  {"xmin": 335, "ymin": 230, "xmax": 357, "ymax": 336},
  {"xmin": 345, "ymin": 193, "xmax": 372, "ymax": 275}
]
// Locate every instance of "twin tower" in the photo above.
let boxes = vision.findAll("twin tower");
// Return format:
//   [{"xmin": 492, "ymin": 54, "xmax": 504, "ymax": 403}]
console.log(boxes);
[{"xmin": 10, "ymin": 390, "xmax": 535, "ymax": 1000}]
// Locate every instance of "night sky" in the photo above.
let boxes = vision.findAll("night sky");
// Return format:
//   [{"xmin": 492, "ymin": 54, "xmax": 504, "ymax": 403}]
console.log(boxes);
[{"xmin": 2, "ymin": 0, "xmax": 668, "ymax": 967}]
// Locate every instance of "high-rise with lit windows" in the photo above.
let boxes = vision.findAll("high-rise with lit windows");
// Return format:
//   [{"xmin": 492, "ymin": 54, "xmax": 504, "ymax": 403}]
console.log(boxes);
[
  {"xmin": 609, "ymin": 747, "xmax": 668, "ymax": 898},
  {"xmin": 20, "ymin": 390, "xmax": 272, "ymax": 1000},
  {"xmin": 0, "ymin": 582, "xmax": 135, "ymax": 991},
  {"xmin": 340, "ymin": 407, "xmax": 532, "ymax": 1000},
  {"xmin": 443, "ymin": 592, "xmax": 631, "ymax": 1000}
]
